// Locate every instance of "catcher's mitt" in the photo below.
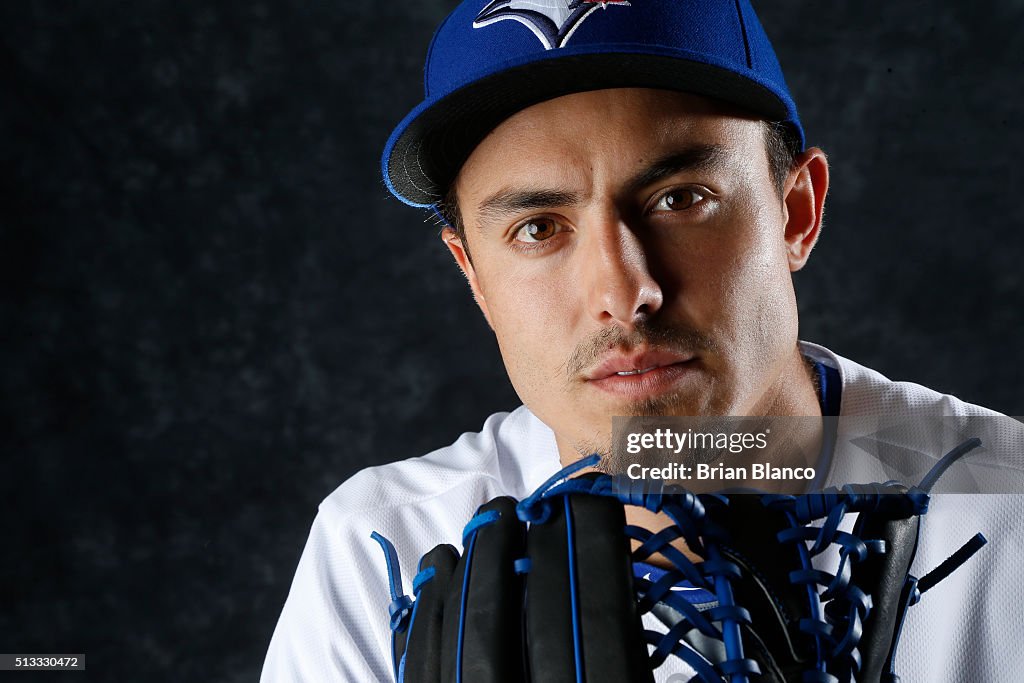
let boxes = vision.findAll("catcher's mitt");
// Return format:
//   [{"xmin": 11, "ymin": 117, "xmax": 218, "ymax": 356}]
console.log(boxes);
[{"xmin": 372, "ymin": 438, "xmax": 987, "ymax": 683}]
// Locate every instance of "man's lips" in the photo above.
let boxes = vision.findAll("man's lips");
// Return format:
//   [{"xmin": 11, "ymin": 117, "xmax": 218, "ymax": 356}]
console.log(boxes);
[
  {"xmin": 583, "ymin": 349, "xmax": 699, "ymax": 400},
  {"xmin": 585, "ymin": 349, "xmax": 695, "ymax": 381}
]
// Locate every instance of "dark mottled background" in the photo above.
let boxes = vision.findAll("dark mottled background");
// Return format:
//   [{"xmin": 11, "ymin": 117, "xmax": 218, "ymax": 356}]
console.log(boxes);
[{"xmin": 1, "ymin": 1, "xmax": 1021, "ymax": 681}]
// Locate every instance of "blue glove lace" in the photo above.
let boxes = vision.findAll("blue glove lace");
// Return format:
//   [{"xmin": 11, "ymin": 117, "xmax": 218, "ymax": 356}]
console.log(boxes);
[{"xmin": 511, "ymin": 440, "xmax": 988, "ymax": 683}]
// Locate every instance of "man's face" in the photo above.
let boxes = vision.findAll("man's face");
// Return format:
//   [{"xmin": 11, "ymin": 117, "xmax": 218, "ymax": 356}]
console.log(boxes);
[{"xmin": 447, "ymin": 88, "xmax": 826, "ymax": 459}]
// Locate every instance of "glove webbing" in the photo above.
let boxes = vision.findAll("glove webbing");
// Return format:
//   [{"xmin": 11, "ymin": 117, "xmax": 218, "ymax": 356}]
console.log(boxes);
[{"xmin": 513, "ymin": 440, "xmax": 987, "ymax": 683}]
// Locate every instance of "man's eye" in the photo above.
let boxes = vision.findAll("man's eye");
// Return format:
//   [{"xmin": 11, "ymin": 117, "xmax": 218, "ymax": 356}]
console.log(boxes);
[
  {"xmin": 652, "ymin": 188, "xmax": 704, "ymax": 212},
  {"xmin": 514, "ymin": 218, "xmax": 560, "ymax": 243}
]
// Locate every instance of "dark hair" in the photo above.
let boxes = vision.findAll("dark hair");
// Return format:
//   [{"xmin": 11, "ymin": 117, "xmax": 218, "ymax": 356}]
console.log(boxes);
[{"xmin": 437, "ymin": 120, "xmax": 800, "ymax": 260}]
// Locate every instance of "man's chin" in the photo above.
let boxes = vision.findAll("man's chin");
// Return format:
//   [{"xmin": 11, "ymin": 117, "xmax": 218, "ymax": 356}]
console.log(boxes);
[{"xmin": 613, "ymin": 390, "xmax": 714, "ymax": 418}]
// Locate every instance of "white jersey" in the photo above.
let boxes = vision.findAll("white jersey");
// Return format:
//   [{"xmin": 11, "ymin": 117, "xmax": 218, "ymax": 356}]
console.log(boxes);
[{"xmin": 260, "ymin": 342, "xmax": 1024, "ymax": 682}]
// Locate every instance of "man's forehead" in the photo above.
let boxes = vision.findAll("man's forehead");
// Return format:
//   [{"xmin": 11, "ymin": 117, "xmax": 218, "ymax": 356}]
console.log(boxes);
[{"xmin": 456, "ymin": 88, "xmax": 763, "ymax": 200}]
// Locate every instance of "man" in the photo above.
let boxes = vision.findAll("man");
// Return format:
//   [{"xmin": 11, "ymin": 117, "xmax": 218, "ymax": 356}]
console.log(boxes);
[{"xmin": 262, "ymin": 1, "xmax": 1022, "ymax": 681}]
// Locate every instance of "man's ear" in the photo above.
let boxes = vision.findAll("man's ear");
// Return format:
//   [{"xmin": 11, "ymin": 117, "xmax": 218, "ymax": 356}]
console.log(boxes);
[
  {"xmin": 781, "ymin": 146, "xmax": 829, "ymax": 272},
  {"xmin": 442, "ymin": 227, "xmax": 494, "ymax": 328}
]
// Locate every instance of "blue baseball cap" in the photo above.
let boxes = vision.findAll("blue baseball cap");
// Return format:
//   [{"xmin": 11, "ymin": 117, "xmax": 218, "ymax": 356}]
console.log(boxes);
[{"xmin": 383, "ymin": 0, "xmax": 804, "ymax": 208}]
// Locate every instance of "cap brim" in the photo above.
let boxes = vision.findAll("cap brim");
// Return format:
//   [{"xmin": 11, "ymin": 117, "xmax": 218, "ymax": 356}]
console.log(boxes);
[{"xmin": 383, "ymin": 51, "xmax": 798, "ymax": 208}]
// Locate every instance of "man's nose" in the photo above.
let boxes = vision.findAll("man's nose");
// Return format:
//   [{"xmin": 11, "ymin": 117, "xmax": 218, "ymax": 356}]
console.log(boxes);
[{"xmin": 581, "ymin": 213, "xmax": 664, "ymax": 331}]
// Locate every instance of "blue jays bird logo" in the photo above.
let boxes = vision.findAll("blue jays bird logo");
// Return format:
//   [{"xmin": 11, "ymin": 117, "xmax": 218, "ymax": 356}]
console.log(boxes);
[{"xmin": 473, "ymin": 0, "xmax": 630, "ymax": 50}]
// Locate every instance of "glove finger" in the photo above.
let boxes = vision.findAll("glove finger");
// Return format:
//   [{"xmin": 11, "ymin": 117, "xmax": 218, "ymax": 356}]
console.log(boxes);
[
  {"xmin": 849, "ymin": 497, "xmax": 921, "ymax": 682},
  {"xmin": 525, "ymin": 493, "xmax": 653, "ymax": 683},
  {"xmin": 401, "ymin": 543, "xmax": 460, "ymax": 683},
  {"xmin": 440, "ymin": 496, "xmax": 527, "ymax": 683}
]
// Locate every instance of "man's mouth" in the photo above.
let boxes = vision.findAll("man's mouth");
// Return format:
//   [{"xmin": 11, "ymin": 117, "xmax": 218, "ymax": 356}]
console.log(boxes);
[
  {"xmin": 583, "ymin": 349, "xmax": 700, "ymax": 400},
  {"xmin": 586, "ymin": 349, "xmax": 695, "ymax": 381}
]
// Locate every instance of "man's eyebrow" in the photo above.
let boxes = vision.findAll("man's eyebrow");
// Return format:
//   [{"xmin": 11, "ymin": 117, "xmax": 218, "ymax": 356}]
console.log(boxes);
[
  {"xmin": 624, "ymin": 144, "xmax": 729, "ymax": 194},
  {"xmin": 475, "ymin": 188, "xmax": 582, "ymax": 225},
  {"xmin": 472, "ymin": 144, "xmax": 727, "ymax": 225}
]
